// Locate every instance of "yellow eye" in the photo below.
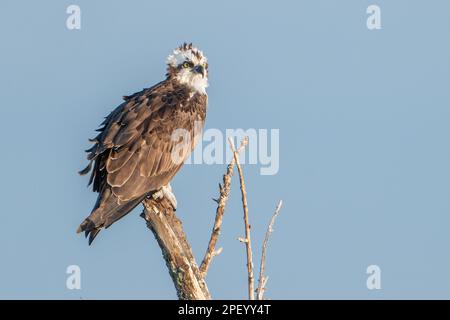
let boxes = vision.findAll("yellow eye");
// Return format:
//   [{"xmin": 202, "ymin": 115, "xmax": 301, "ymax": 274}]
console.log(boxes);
[{"xmin": 182, "ymin": 62, "xmax": 190, "ymax": 69}]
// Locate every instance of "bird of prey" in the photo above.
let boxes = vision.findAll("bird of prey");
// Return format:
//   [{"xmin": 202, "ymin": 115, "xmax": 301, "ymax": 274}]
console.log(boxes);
[{"xmin": 77, "ymin": 43, "xmax": 208, "ymax": 245}]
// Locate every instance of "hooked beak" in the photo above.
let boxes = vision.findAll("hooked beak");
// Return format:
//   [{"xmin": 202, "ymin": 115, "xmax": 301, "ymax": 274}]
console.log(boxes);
[{"xmin": 193, "ymin": 65, "xmax": 205, "ymax": 78}]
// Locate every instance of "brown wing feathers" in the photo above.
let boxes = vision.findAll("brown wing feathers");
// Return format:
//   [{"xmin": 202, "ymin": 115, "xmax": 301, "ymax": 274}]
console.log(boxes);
[{"xmin": 78, "ymin": 79, "xmax": 207, "ymax": 244}]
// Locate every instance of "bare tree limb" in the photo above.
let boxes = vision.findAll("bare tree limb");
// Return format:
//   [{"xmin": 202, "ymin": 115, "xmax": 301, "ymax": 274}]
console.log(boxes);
[
  {"xmin": 139, "ymin": 135, "xmax": 281, "ymax": 301},
  {"xmin": 199, "ymin": 139, "xmax": 247, "ymax": 278},
  {"xmin": 141, "ymin": 197, "xmax": 211, "ymax": 300},
  {"xmin": 229, "ymin": 137, "xmax": 255, "ymax": 300},
  {"xmin": 256, "ymin": 200, "xmax": 283, "ymax": 300}
]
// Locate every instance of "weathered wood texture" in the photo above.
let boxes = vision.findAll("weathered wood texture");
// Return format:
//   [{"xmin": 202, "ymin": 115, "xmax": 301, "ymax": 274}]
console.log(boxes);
[{"xmin": 141, "ymin": 197, "xmax": 211, "ymax": 300}]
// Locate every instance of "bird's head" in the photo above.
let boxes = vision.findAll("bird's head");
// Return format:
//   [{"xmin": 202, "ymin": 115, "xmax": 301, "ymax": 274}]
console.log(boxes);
[{"xmin": 166, "ymin": 43, "xmax": 208, "ymax": 94}]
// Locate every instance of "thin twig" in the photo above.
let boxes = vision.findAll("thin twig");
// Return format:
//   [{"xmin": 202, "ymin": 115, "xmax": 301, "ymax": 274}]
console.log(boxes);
[
  {"xmin": 256, "ymin": 200, "xmax": 283, "ymax": 300},
  {"xmin": 229, "ymin": 137, "xmax": 255, "ymax": 300},
  {"xmin": 199, "ymin": 139, "xmax": 248, "ymax": 278}
]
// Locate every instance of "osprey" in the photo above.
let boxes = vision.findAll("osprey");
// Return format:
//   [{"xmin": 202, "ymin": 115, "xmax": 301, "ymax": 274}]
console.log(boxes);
[{"xmin": 77, "ymin": 43, "xmax": 208, "ymax": 245}]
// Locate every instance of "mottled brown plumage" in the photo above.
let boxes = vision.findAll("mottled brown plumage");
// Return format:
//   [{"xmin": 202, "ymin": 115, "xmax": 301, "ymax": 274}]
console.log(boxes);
[{"xmin": 78, "ymin": 44, "xmax": 208, "ymax": 244}]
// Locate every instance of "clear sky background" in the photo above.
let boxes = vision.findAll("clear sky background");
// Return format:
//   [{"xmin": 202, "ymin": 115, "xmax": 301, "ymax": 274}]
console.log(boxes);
[{"xmin": 1, "ymin": 0, "xmax": 450, "ymax": 299}]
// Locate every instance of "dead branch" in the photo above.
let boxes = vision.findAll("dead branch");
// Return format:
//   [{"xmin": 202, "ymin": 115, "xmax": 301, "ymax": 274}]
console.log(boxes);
[
  {"xmin": 140, "ymin": 136, "xmax": 281, "ymax": 301},
  {"xmin": 141, "ymin": 197, "xmax": 211, "ymax": 300},
  {"xmin": 256, "ymin": 200, "xmax": 283, "ymax": 300},
  {"xmin": 229, "ymin": 137, "xmax": 255, "ymax": 300},
  {"xmin": 199, "ymin": 139, "xmax": 248, "ymax": 278}
]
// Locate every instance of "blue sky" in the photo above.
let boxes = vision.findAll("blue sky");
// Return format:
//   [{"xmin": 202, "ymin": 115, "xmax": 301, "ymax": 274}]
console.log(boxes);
[{"xmin": 0, "ymin": 0, "xmax": 450, "ymax": 299}]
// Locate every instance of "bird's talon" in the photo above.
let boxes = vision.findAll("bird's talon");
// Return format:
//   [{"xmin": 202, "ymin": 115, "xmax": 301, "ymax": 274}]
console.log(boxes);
[
  {"xmin": 152, "ymin": 189, "xmax": 164, "ymax": 200},
  {"xmin": 162, "ymin": 183, "xmax": 177, "ymax": 210},
  {"xmin": 150, "ymin": 184, "xmax": 177, "ymax": 209}
]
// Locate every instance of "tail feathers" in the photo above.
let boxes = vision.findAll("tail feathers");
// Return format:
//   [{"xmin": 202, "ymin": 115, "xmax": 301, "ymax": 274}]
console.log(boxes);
[
  {"xmin": 77, "ymin": 192, "xmax": 148, "ymax": 245},
  {"xmin": 87, "ymin": 228, "xmax": 101, "ymax": 245},
  {"xmin": 77, "ymin": 218, "xmax": 101, "ymax": 245},
  {"xmin": 103, "ymin": 194, "xmax": 147, "ymax": 229}
]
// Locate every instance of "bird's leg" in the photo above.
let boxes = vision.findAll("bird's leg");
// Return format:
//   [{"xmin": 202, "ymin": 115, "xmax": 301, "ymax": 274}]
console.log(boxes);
[
  {"xmin": 152, "ymin": 183, "xmax": 177, "ymax": 210},
  {"xmin": 161, "ymin": 183, "xmax": 177, "ymax": 210}
]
